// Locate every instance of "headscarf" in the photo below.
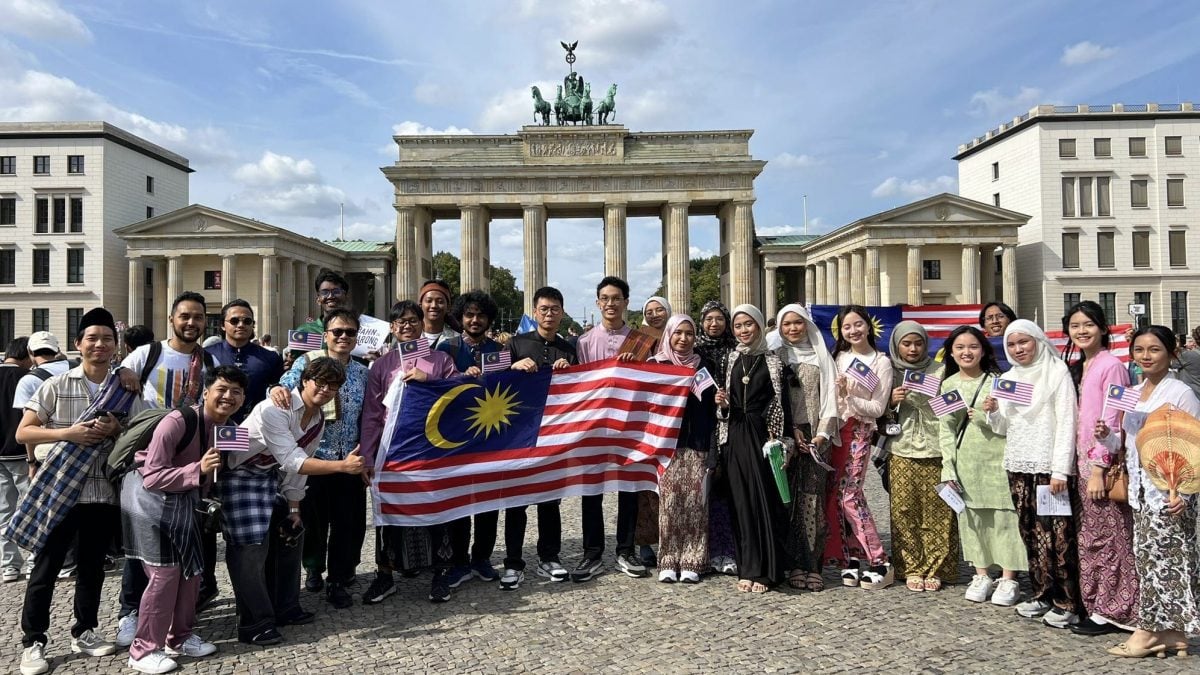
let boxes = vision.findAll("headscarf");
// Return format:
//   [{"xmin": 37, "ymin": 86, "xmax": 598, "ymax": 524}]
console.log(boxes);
[
  {"xmin": 889, "ymin": 320, "xmax": 933, "ymax": 373},
  {"xmin": 731, "ymin": 304, "xmax": 768, "ymax": 356},
  {"xmin": 653, "ymin": 314, "xmax": 701, "ymax": 369},
  {"xmin": 1001, "ymin": 319, "xmax": 1070, "ymax": 410},
  {"xmin": 642, "ymin": 296, "xmax": 672, "ymax": 317},
  {"xmin": 696, "ymin": 301, "xmax": 735, "ymax": 352},
  {"xmin": 775, "ymin": 303, "xmax": 839, "ymax": 428}
]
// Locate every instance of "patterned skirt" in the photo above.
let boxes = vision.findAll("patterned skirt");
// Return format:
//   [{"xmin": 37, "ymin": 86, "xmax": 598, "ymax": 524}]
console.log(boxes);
[
  {"xmin": 1074, "ymin": 476, "xmax": 1139, "ymax": 625},
  {"xmin": 888, "ymin": 455, "xmax": 959, "ymax": 581},
  {"xmin": 120, "ymin": 471, "xmax": 204, "ymax": 578},
  {"xmin": 783, "ymin": 424, "xmax": 829, "ymax": 574},
  {"xmin": 657, "ymin": 448, "xmax": 709, "ymax": 573},
  {"xmin": 1133, "ymin": 503, "xmax": 1200, "ymax": 634}
]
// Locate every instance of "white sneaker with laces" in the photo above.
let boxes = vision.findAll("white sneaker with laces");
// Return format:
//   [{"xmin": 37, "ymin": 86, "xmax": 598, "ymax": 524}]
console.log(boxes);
[
  {"xmin": 128, "ymin": 650, "xmax": 179, "ymax": 674},
  {"xmin": 1043, "ymin": 607, "xmax": 1080, "ymax": 628},
  {"xmin": 164, "ymin": 633, "xmax": 217, "ymax": 657},
  {"xmin": 70, "ymin": 629, "xmax": 117, "ymax": 656},
  {"xmin": 679, "ymin": 570, "xmax": 700, "ymax": 584},
  {"xmin": 20, "ymin": 642, "xmax": 48, "ymax": 675},
  {"xmin": 658, "ymin": 569, "xmax": 678, "ymax": 583},
  {"xmin": 963, "ymin": 574, "xmax": 994, "ymax": 603},
  {"xmin": 116, "ymin": 611, "xmax": 138, "ymax": 648},
  {"xmin": 535, "ymin": 561, "xmax": 568, "ymax": 582},
  {"xmin": 991, "ymin": 579, "xmax": 1021, "ymax": 606},
  {"xmin": 499, "ymin": 568, "xmax": 524, "ymax": 590},
  {"xmin": 1015, "ymin": 598, "xmax": 1053, "ymax": 618},
  {"xmin": 2, "ymin": 565, "xmax": 20, "ymax": 582}
]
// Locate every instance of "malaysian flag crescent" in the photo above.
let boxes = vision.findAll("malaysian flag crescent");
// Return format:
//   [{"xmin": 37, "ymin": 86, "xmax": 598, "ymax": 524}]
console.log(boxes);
[
  {"xmin": 992, "ymin": 378, "xmax": 1034, "ymax": 405},
  {"xmin": 1105, "ymin": 383, "xmax": 1140, "ymax": 413},
  {"xmin": 482, "ymin": 350, "xmax": 512, "ymax": 374},
  {"xmin": 929, "ymin": 390, "xmax": 967, "ymax": 417},
  {"xmin": 846, "ymin": 357, "xmax": 880, "ymax": 390},
  {"xmin": 903, "ymin": 369, "xmax": 941, "ymax": 397},
  {"xmin": 372, "ymin": 359, "xmax": 693, "ymax": 526},
  {"xmin": 288, "ymin": 330, "xmax": 324, "ymax": 352},
  {"xmin": 214, "ymin": 425, "xmax": 250, "ymax": 452}
]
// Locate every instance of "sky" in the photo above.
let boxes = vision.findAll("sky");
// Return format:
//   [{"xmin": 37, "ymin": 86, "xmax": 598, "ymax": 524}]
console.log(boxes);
[{"xmin": 2, "ymin": 0, "xmax": 1199, "ymax": 321}]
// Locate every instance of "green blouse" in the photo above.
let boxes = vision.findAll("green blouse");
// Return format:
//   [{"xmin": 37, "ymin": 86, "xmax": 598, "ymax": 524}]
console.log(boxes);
[
  {"xmin": 889, "ymin": 362, "xmax": 944, "ymax": 460},
  {"xmin": 938, "ymin": 371, "xmax": 1013, "ymax": 510}
]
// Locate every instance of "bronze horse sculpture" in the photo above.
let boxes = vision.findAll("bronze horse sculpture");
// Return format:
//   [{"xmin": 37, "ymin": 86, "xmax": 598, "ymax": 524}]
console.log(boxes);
[
  {"xmin": 531, "ymin": 86, "xmax": 552, "ymax": 125},
  {"xmin": 597, "ymin": 83, "xmax": 617, "ymax": 124}
]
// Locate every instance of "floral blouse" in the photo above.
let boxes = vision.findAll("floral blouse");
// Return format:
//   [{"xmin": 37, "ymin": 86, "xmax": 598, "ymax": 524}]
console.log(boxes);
[{"xmin": 279, "ymin": 354, "xmax": 367, "ymax": 461}]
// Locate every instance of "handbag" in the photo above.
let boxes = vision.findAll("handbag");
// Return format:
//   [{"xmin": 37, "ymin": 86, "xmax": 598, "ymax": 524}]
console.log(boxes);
[{"xmin": 1104, "ymin": 431, "xmax": 1129, "ymax": 503}]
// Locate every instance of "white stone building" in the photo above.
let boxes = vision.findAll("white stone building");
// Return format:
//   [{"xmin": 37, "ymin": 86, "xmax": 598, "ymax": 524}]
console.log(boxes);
[
  {"xmin": 957, "ymin": 103, "xmax": 1200, "ymax": 333},
  {"xmin": 0, "ymin": 122, "xmax": 191, "ymax": 345}
]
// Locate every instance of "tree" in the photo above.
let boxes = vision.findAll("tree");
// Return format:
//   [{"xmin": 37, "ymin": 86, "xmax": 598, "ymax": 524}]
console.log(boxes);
[
  {"xmin": 430, "ymin": 251, "xmax": 525, "ymax": 332},
  {"xmin": 649, "ymin": 255, "xmax": 722, "ymax": 319}
]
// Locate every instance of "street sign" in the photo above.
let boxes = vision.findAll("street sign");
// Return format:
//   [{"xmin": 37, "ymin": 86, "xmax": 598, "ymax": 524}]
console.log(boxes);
[{"xmin": 1128, "ymin": 303, "xmax": 1146, "ymax": 317}]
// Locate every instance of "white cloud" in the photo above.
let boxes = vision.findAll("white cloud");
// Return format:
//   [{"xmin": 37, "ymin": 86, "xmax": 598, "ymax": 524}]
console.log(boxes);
[
  {"xmin": 478, "ymin": 82, "xmax": 556, "ymax": 133},
  {"xmin": 871, "ymin": 175, "xmax": 957, "ymax": 199},
  {"xmin": 688, "ymin": 246, "xmax": 714, "ymax": 258},
  {"xmin": 392, "ymin": 121, "xmax": 474, "ymax": 135},
  {"xmin": 756, "ymin": 225, "xmax": 806, "ymax": 236},
  {"xmin": 1061, "ymin": 41, "xmax": 1116, "ymax": 66},
  {"xmin": 233, "ymin": 151, "xmax": 320, "ymax": 186},
  {"xmin": 264, "ymin": 55, "xmax": 377, "ymax": 108},
  {"xmin": 227, "ymin": 151, "xmax": 364, "ymax": 221},
  {"xmin": 771, "ymin": 152, "xmax": 818, "ymax": 169},
  {"xmin": 0, "ymin": 0, "xmax": 92, "ymax": 42},
  {"xmin": 529, "ymin": 0, "xmax": 677, "ymax": 67},
  {"xmin": 968, "ymin": 86, "xmax": 1042, "ymax": 119}
]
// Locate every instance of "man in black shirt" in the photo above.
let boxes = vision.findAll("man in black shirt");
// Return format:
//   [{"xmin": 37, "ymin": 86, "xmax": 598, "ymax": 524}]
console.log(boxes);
[
  {"xmin": 0, "ymin": 338, "xmax": 32, "ymax": 582},
  {"xmin": 498, "ymin": 287, "xmax": 576, "ymax": 590}
]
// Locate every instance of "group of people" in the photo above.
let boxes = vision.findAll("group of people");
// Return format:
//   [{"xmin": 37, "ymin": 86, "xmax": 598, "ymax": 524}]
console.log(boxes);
[{"xmin": 0, "ymin": 268, "xmax": 1196, "ymax": 673}]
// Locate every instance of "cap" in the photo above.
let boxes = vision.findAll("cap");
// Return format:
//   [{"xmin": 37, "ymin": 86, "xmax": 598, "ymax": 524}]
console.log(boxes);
[{"xmin": 27, "ymin": 331, "xmax": 61, "ymax": 354}]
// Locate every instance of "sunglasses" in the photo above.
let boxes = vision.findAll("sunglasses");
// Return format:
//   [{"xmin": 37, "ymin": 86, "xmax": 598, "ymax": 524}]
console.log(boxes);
[
  {"xmin": 327, "ymin": 328, "xmax": 358, "ymax": 338},
  {"xmin": 226, "ymin": 317, "xmax": 255, "ymax": 326},
  {"xmin": 318, "ymin": 288, "xmax": 346, "ymax": 299}
]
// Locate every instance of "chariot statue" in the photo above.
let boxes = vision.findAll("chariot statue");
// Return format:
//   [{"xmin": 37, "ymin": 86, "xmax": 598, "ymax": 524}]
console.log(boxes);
[{"xmin": 530, "ymin": 40, "xmax": 617, "ymax": 126}]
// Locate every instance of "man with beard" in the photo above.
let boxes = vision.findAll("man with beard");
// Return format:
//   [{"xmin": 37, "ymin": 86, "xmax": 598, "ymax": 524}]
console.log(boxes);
[
  {"xmin": 290, "ymin": 272, "xmax": 354, "ymax": 364},
  {"xmin": 419, "ymin": 280, "xmax": 459, "ymax": 349},
  {"xmin": 436, "ymin": 291, "xmax": 503, "ymax": 587}
]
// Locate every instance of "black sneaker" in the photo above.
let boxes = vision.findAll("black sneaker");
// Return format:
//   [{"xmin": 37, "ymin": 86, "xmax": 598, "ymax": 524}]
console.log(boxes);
[
  {"xmin": 276, "ymin": 608, "xmax": 315, "ymax": 626},
  {"xmin": 362, "ymin": 573, "xmax": 396, "ymax": 606},
  {"xmin": 241, "ymin": 628, "xmax": 283, "ymax": 646},
  {"xmin": 429, "ymin": 574, "xmax": 451, "ymax": 603},
  {"xmin": 326, "ymin": 582, "xmax": 353, "ymax": 609},
  {"xmin": 570, "ymin": 557, "xmax": 603, "ymax": 583},
  {"xmin": 304, "ymin": 572, "xmax": 324, "ymax": 593},
  {"xmin": 616, "ymin": 553, "xmax": 648, "ymax": 578}
]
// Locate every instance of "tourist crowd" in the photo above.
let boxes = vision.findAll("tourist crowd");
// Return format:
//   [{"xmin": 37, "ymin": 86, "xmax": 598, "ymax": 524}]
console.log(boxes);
[{"xmin": 0, "ymin": 270, "xmax": 1197, "ymax": 673}]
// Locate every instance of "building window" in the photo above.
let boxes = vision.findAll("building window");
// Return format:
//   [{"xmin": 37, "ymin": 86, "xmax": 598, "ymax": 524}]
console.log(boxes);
[
  {"xmin": 1167, "ymin": 178, "xmax": 1185, "ymax": 207},
  {"xmin": 1062, "ymin": 177, "xmax": 1076, "ymax": 217},
  {"xmin": 1096, "ymin": 177, "xmax": 1111, "ymax": 216},
  {"xmin": 32, "ymin": 156, "xmax": 49, "ymax": 175},
  {"xmin": 31, "ymin": 308, "xmax": 48, "ymax": 333},
  {"xmin": 1134, "ymin": 292, "xmax": 1152, "ymax": 328},
  {"xmin": 67, "ymin": 155, "xmax": 84, "ymax": 174},
  {"xmin": 1131, "ymin": 179, "xmax": 1149, "ymax": 208},
  {"xmin": 1059, "ymin": 138, "xmax": 1076, "ymax": 158},
  {"xmin": 203, "ymin": 271, "xmax": 222, "ymax": 290},
  {"xmin": 52, "ymin": 196, "xmax": 65, "ymax": 233},
  {"xmin": 0, "ymin": 250, "xmax": 13, "ymax": 285},
  {"xmin": 1130, "ymin": 137, "xmax": 1146, "ymax": 157},
  {"xmin": 1064, "ymin": 293, "xmax": 1081, "ymax": 311},
  {"xmin": 1062, "ymin": 232, "xmax": 1080, "ymax": 269},
  {"xmin": 35, "ymin": 197, "xmax": 48, "ymax": 233},
  {"xmin": 145, "ymin": 206, "xmax": 154, "ymax": 219},
  {"xmin": 1094, "ymin": 138, "xmax": 1111, "ymax": 157},
  {"xmin": 32, "ymin": 249, "xmax": 49, "ymax": 284},
  {"xmin": 146, "ymin": 176, "xmax": 155, "ymax": 194},
  {"xmin": 1097, "ymin": 232, "xmax": 1115, "ymax": 269},
  {"xmin": 0, "ymin": 156, "xmax": 13, "ymax": 175},
  {"xmin": 1171, "ymin": 291, "xmax": 1189, "ymax": 335},
  {"xmin": 0, "ymin": 197, "xmax": 14, "ymax": 226},
  {"xmin": 1166, "ymin": 136, "xmax": 1183, "ymax": 156},
  {"xmin": 1099, "ymin": 292, "xmax": 1116, "ymax": 325},
  {"xmin": 1079, "ymin": 177, "xmax": 1094, "ymax": 217},
  {"xmin": 66, "ymin": 308, "xmax": 82, "ymax": 335},
  {"xmin": 1170, "ymin": 230, "xmax": 1188, "ymax": 267},
  {"xmin": 1062, "ymin": 176, "xmax": 1109, "ymax": 217},
  {"xmin": 993, "ymin": 193, "xmax": 1000, "ymax": 206},
  {"xmin": 69, "ymin": 197, "xmax": 82, "ymax": 232},
  {"xmin": 67, "ymin": 248, "xmax": 83, "ymax": 284},
  {"xmin": 1132, "ymin": 231, "xmax": 1151, "ymax": 268},
  {"xmin": 991, "ymin": 162, "xmax": 999, "ymax": 180},
  {"xmin": 922, "ymin": 260, "xmax": 941, "ymax": 280},
  {"xmin": 0, "ymin": 309, "xmax": 12, "ymax": 348}
]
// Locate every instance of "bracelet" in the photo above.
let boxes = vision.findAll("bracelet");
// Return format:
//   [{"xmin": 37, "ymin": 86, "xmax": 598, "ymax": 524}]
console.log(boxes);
[
  {"xmin": 288, "ymin": 507, "xmax": 300, "ymax": 514},
  {"xmin": 25, "ymin": 458, "xmax": 39, "ymax": 466}
]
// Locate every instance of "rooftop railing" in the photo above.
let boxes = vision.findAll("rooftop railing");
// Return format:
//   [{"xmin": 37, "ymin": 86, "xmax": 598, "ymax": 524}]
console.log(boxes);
[{"xmin": 958, "ymin": 102, "xmax": 1196, "ymax": 153}]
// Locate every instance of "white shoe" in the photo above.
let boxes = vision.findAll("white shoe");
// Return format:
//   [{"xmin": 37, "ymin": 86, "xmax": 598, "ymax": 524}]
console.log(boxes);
[
  {"xmin": 2, "ymin": 565, "xmax": 20, "ymax": 582},
  {"xmin": 535, "ymin": 560, "xmax": 569, "ymax": 582},
  {"xmin": 963, "ymin": 574, "xmax": 995, "ymax": 603},
  {"xmin": 1015, "ymin": 598, "xmax": 1053, "ymax": 618},
  {"xmin": 164, "ymin": 633, "xmax": 217, "ymax": 657},
  {"xmin": 128, "ymin": 650, "xmax": 179, "ymax": 674},
  {"xmin": 499, "ymin": 568, "xmax": 524, "ymax": 591},
  {"xmin": 679, "ymin": 570, "xmax": 700, "ymax": 584},
  {"xmin": 20, "ymin": 642, "xmax": 48, "ymax": 675},
  {"xmin": 70, "ymin": 628, "xmax": 117, "ymax": 656},
  {"xmin": 658, "ymin": 569, "xmax": 678, "ymax": 583},
  {"xmin": 116, "ymin": 611, "xmax": 138, "ymax": 648},
  {"xmin": 1042, "ymin": 607, "xmax": 1080, "ymax": 629},
  {"xmin": 991, "ymin": 579, "xmax": 1020, "ymax": 606}
]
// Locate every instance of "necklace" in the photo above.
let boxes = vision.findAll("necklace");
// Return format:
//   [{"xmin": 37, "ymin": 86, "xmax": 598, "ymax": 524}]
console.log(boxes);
[{"xmin": 740, "ymin": 355, "xmax": 761, "ymax": 385}]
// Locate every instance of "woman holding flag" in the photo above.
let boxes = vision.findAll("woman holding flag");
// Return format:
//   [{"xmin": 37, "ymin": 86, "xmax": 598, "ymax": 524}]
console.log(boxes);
[
  {"xmin": 886, "ymin": 321, "xmax": 959, "ymax": 593},
  {"xmin": 826, "ymin": 305, "xmax": 893, "ymax": 590},
  {"xmin": 696, "ymin": 301, "xmax": 739, "ymax": 576},
  {"xmin": 1062, "ymin": 301, "xmax": 1138, "ymax": 636},
  {"xmin": 983, "ymin": 319, "xmax": 1082, "ymax": 628}
]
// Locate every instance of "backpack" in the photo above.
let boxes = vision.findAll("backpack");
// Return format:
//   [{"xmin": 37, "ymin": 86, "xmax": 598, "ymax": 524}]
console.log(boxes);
[
  {"xmin": 106, "ymin": 406, "xmax": 199, "ymax": 485},
  {"xmin": 139, "ymin": 342, "xmax": 215, "ymax": 387},
  {"xmin": 30, "ymin": 358, "xmax": 81, "ymax": 382}
]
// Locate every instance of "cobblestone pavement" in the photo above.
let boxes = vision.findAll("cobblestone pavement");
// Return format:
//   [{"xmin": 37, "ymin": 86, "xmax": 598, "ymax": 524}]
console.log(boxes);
[{"xmin": 0, "ymin": 471, "xmax": 1194, "ymax": 674}]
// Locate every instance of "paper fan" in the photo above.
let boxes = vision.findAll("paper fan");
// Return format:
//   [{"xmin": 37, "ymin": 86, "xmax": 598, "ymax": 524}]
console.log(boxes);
[{"xmin": 1135, "ymin": 403, "xmax": 1200, "ymax": 497}]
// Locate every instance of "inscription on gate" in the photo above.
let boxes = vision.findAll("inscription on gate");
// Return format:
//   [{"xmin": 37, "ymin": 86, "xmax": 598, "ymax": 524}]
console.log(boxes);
[{"xmin": 527, "ymin": 141, "xmax": 619, "ymax": 158}]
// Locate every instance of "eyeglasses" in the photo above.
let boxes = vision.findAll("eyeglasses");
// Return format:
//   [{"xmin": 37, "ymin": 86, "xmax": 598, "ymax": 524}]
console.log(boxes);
[
  {"xmin": 310, "ymin": 380, "xmax": 340, "ymax": 393},
  {"xmin": 983, "ymin": 314, "xmax": 1007, "ymax": 323},
  {"xmin": 226, "ymin": 317, "xmax": 255, "ymax": 326},
  {"xmin": 597, "ymin": 296, "xmax": 626, "ymax": 306},
  {"xmin": 393, "ymin": 318, "xmax": 420, "ymax": 327},
  {"xmin": 535, "ymin": 306, "xmax": 563, "ymax": 316},
  {"xmin": 327, "ymin": 328, "xmax": 358, "ymax": 338},
  {"xmin": 317, "ymin": 288, "xmax": 346, "ymax": 299}
]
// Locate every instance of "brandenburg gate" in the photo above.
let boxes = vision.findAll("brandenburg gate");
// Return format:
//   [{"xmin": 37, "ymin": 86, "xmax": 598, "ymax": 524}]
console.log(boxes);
[{"xmin": 382, "ymin": 126, "xmax": 766, "ymax": 315}]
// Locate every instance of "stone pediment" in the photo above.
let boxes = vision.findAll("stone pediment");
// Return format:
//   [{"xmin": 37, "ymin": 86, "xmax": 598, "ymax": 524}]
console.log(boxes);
[
  {"xmin": 115, "ymin": 204, "xmax": 280, "ymax": 237},
  {"xmin": 863, "ymin": 193, "xmax": 1027, "ymax": 226}
]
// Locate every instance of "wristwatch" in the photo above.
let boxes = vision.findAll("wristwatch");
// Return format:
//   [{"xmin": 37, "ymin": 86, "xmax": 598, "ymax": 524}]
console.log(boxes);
[
  {"xmin": 289, "ymin": 507, "xmax": 300, "ymax": 514},
  {"xmin": 25, "ymin": 458, "xmax": 40, "ymax": 467}
]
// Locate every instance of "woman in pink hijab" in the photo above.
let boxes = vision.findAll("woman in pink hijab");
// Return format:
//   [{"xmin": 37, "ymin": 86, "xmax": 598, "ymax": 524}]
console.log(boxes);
[{"xmin": 652, "ymin": 315, "xmax": 718, "ymax": 584}]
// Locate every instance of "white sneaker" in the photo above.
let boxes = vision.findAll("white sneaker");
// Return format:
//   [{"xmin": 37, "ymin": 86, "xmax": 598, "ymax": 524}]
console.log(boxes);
[
  {"xmin": 70, "ymin": 628, "xmax": 117, "ymax": 656},
  {"xmin": 963, "ymin": 574, "xmax": 995, "ymax": 603},
  {"xmin": 658, "ymin": 569, "xmax": 678, "ymax": 583},
  {"xmin": 1042, "ymin": 607, "xmax": 1080, "ymax": 629},
  {"xmin": 128, "ymin": 650, "xmax": 179, "ymax": 674},
  {"xmin": 535, "ymin": 560, "xmax": 569, "ymax": 582},
  {"xmin": 499, "ymin": 568, "xmax": 524, "ymax": 591},
  {"xmin": 116, "ymin": 611, "xmax": 138, "ymax": 648},
  {"xmin": 991, "ymin": 579, "xmax": 1020, "ymax": 606},
  {"xmin": 2, "ymin": 565, "xmax": 20, "ymax": 582},
  {"xmin": 20, "ymin": 642, "xmax": 48, "ymax": 675},
  {"xmin": 679, "ymin": 570, "xmax": 700, "ymax": 584},
  {"xmin": 1015, "ymin": 598, "xmax": 1053, "ymax": 618},
  {"xmin": 164, "ymin": 633, "xmax": 217, "ymax": 657}
]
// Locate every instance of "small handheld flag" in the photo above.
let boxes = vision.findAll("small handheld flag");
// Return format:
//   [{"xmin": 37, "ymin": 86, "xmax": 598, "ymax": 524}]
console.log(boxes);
[
  {"xmin": 288, "ymin": 330, "xmax": 324, "ymax": 352},
  {"xmin": 846, "ymin": 357, "xmax": 880, "ymax": 390},
  {"xmin": 398, "ymin": 338, "xmax": 432, "ymax": 364},
  {"xmin": 482, "ymin": 350, "xmax": 512, "ymax": 374},
  {"xmin": 1105, "ymin": 383, "xmax": 1140, "ymax": 413},
  {"xmin": 992, "ymin": 378, "xmax": 1034, "ymax": 406},
  {"xmin": 214, "ymin": 425, "xmax": 250, "ymax": 452},
  {"xmin": 691, "ymin": 367, "xmax": 716, "ymax": 399},
  {"xmin": 930, "ymin": 390, "xmax": 967, "ymax": 417},
  {"xmin": 903, "ymin": 369, "xmax": 941, "ymax": 397}
]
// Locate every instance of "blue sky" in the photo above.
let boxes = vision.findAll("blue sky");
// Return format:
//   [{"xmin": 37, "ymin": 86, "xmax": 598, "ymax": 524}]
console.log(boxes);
[{"xmin": 2, "ymin": 0, "xmax": 1198, "ymax": 320}]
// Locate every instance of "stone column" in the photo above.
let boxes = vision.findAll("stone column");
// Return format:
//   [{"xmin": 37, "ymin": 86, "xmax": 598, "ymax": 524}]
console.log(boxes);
[
  {"xmin": 906, "ymin": 244, "xmax": 923, "ymax": 306},
  {"xmin": 1001, "ymin": 244, "xmax": 1018, "ymax": 313},
  {"xmin": 850, "ymin": 250, "xmax": 865, "ymax": 304},
  {"xmin": 837, "ymin": 254, "xmax": 850, "ymax": 305},
  {"xmin": 523, "ymin": 204, "xmax": 548, "ymax": 317},
  {"xmin": 278, "ymin": 256, "xmax": 294, "ymax": 330},
  {"xmin": 294, "ymin": 261, "xmax": 309, "ymax": 325},
  {"xmin": 979, "ymin": 245, "xmax": 996, "ymax": 302},
  {"xmin": 763, "ymin": 265, "xmax": 778, "ymax": 320},
  {"xmin": 166, "ymin": 255, "xmax": 182, "ymax": 311},
  {"xmin": 604, "ymin": 202, "xmax": 628, "ymax": 281},
  {"xmin": 825, "ymin": 258, "xmax": 838, "ymax": 305},
  {"xmin": 395, "ymin": 206, "xmax": 419, "ymax": 301},
  {"xmin": 127, "ymin": 258, "xmax": 144, "ymax": 326},
  {"xmin": 373, "ymin": 272, "xmax": 388, "ymax": 318},
  {"xmin": 804, "ymin": 265, "xmax": 817, "ymax": 305},
  {"xmin": 728, "ymin": 200, "xmax": 755, "ymax": 308},
  {"xmin": 151, "ymin": 260, "xmax": 167, "ymax": 332},
  {"xmin": 306, "ymin": 264, "xmax": 320, "ymax": 322},
  {"xmin": 662, "ymin": 202, "xmax": 690, "ymax": 314},
  {"xmin": 814, "ymin": 262, "xmax": 827, "ymax": 304},
  {"xmin": 220, "ymin": 254, "xmax": 237, "ymax": 308},
  {"xmin": 865, "ymin": 246, "xmax": 882, "ymax": 306},
  {"xmin": 261, "ymin": 256, "xmax": 278, "ymax": 343},
  {"xmin": 460, "ymin": 205, "xmax": 489, "ymax": 293},
  {"xmin": 961, "ymin": 244, "xmax": 979, "ymax": 304}
]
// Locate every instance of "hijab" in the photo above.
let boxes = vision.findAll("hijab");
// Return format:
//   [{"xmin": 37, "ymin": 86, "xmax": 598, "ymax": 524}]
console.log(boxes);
[
  {"xmin": 696, "ymin": 301, "xmax": 735, "ymax": 352},
  {"xmin": 775, "ymin": 303, "xmax": 839, "ymax": 428},
  {"xmin": 889, "ymin": 320, "xmax": 933, "ymax": 373},
  {"xmin": 653, "ymin": 314, "xmax": 701, "ymax": 368},
  {"xmin": 643, "ymin": 296, "xmax": 672, "ymax": 317},
  {"xmin": 731, "ymin": 304, "xmax": 768, "ymax": 356},
  {"xmin": 1002, "ymin": 319, "xmax": 1070, "ymax": 410}
]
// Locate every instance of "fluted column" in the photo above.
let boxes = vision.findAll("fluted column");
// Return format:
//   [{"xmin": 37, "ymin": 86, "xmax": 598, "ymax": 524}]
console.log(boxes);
[
  {"xmin": 306, "ymin": 264, "xmax": 320, "ymax": 322},
  {"xmin": 728, "ymin": 200, "xmax": 755, "ymax": 308},
  {"xmin": 906, "ymin": 244, "xmax": 923, "ymax": 306},
  {"xmin": 294, "ymin": 261, "xmax": 309, "ymax": 324},
  {"xmin": 523, "ymin": 204, "xmax": 548, "ymax": 317},
  {"xmin": 837, "ymin": 254, "xmax": 850, "ymax": 305},
  {"xmin": 395, "ymin": 206, "xmax": 419, "ymax": 301},
  {"xmin": 850, "ymin": 250, "xmax": 865, "ymax": 304},
  {"xmin": 1001, "ymin": 244, "xmax": 1018, "ymax": 313},
  {"xmin": 604, "ymin": 202, "xmax": 628, "ymax": 281},
  {"xmin": 460, "ymin": 205, "xmax": 489, "ymax": 292},
  {"xmin": 220, "ymin": 254, "xmax": 237, "ymax": 308},
  {"xmin": 814, "ymin": 262, "xmax": 827, "ymax": 304},
  {"xmin": 373, "ymin": 272, "xmax": 388, "ymax": 318},
  {"xmin": 961, "ymin": 244, "xmax": 979, "ymax": 304},
  {"xmin": 127, "ymin": 258, "xmax": 144, "ymax": 326},
  {"xmin": 804, "ymin": 265, "xmax": 817, "ymax": 305},
  {"xmin": 979, "ymin": 245, "xmax": 996, "ymax": 302},
  {"xmin": 166, "ymin": 255, "xmax": 181, "ymax": 311},
  {"xmin": 279, "ymin": 256, "xmax": 294, "ymax": 330},
  {"xmin": 662, "ymin": 202, "xmax": 690, "ymax": 314},
  {"xmin": 763, "ymin": 265, "xmax": 778, "ymax": 320},
  {"xmin": 865, "ymin": 246, "xmax": 881, "ymax": 306},
  {"xmin": 261, "ymin": 256, "xmax": 278, "ymax": 343},
  {"xmin": 825, "ymin": 258, "xmax": 838, "ymax": 305}
]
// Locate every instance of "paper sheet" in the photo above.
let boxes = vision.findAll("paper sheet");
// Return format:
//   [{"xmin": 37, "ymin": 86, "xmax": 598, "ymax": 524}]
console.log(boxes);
[
  {"xmin": 1036, "ymin": 484, "xmax": 1072, "ymax": 516},
  {"xmin": 936, "ymin": 482, "xmax": 966, "ymax": 514}
]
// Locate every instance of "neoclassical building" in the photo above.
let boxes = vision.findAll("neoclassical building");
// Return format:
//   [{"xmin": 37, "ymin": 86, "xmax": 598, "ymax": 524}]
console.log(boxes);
[{"xmin": 757, "ymin": 193, "xmax": 1027, "ymax": 319}]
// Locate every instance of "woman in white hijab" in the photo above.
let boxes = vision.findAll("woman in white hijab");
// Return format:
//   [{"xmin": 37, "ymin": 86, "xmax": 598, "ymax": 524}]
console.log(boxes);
[
  {"xmin": 635, "ymin": 296, "xmax": 672, "ymax": 566},
  {"xmin": 773, "ymin": 304, "xmax": 839, "ymax": 591},
  {"xmin": 984, "ymin": 319, "xmax": 1082, "ymax": 628}
]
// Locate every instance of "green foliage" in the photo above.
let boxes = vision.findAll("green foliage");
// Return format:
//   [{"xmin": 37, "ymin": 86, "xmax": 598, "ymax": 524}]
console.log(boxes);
[
  {"xmin": 647, "ymin": 255, "xmax": 722, "ymax": 319},
  {"xmin": 430, "ymin": 251, "xmax": 525, "ymax": 332}
]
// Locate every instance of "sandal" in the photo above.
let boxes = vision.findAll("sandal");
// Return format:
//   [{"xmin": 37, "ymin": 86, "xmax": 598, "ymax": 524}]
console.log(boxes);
[
  {"xmin": 906, "ymin": 576, "xmax": 925, "ymax": 592},
  {"xmin": 750, "ymin": 582, "xmax": 769, "ymax": 593},
  {"xmin": 736, "ymin": 579, "xmax": 753, "ymax": 593},
  {"xmin": 787, "ymin": 570, "xmax": 807, "ymax": 589},
  {"xmin": 923, "ymin": 577, "xmax": 943, "ymax": 592},
  {"xmin": 805, "ymin": 572, "xmax": 824, "ymax": 592}
]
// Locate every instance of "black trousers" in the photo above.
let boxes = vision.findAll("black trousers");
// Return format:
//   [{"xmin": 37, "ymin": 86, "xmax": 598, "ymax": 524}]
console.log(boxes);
[
  {"xmin": 300, "ymin": 473, "xmax": 366, "ymax": 583},
  {"xmin": 447, "ymin": 511, "xmax": 498, "ymax": 567},
  {"xmin": 21, "ymin": 503, "xmax": 119, "ymax": 647},
  {"xmin": 503, "ymin": 500, "xmax": 562, "ymax": 570},
  {"xmin": 226, "ymin": 499, "xmax": 304, "ymax": 641},
  {"xmin": 580, "ymin": 491, "xmax": 639, "ymax": 560}
]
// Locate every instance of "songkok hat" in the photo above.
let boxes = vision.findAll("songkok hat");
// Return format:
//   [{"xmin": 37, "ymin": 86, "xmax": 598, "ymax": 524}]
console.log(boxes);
[{"xmin": 77, "ymin": 307, "xmax": 117, "ymax": 337}]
